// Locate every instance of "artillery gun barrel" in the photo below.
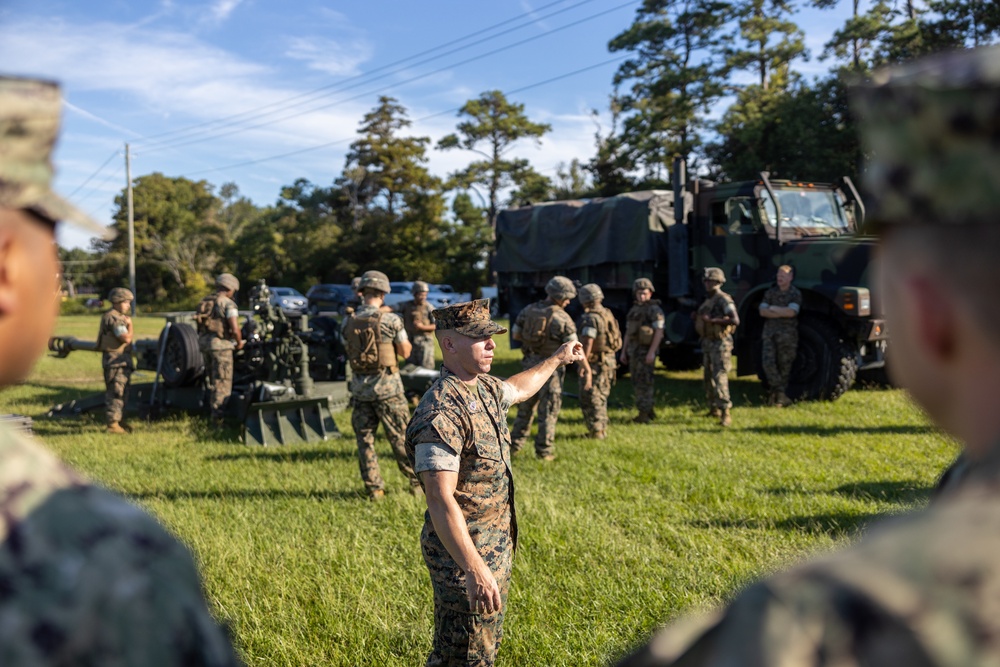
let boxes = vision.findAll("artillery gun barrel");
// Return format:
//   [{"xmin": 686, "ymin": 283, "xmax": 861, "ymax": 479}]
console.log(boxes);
[{"xmin": 48, "ymin": 336, "xmax": 99, "ymax": 358}]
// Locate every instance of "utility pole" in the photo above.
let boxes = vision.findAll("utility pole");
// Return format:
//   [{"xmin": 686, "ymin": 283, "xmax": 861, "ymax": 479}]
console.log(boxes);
[{"xmin": 125, "ymin": 143, "xmax": 136, "ymax": 313}]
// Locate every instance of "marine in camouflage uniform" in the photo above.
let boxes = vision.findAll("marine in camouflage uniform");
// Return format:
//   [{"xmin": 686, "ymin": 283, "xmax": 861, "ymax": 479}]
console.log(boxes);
[
  {"xmin": 509, "ymin": 276, "xmax": 579, "ymax": 460},
  {"xmin": 406, "ymin": 300, "xmax": 584, "ymax": 666},
  {"xmin": 576, "ymin": 284, "xmax": 622, "ymax": 439},
  {"xmin": 759, "ymin": 265, "xmax": 802, "ymax": 406},
  {"xmin": 620, "ymin": 278, "xmax": 665, "ymax": 424},
  {"xmin": 98, "ymin": 287, "xmax": 134, "ymax": 434},
  {"xmin": 397, "ymin": 280, "xmax": 437, "ymax": 369},
  {"xmin": 696, "ymin": 267, "xmax": 739, "ymax": 427},
  {"xmin": 0, "ymin": 75, "xmax": 240, "ymax": 666},
  {"xmin": 196, "ymin": 274, "xmax": 244, "ymax": 425},
  {"xmin": 616, "ymin": 44, "xmax": 1000, "ymax": 667},
  {"xmin": 346, "ymin": 270, "xmax": 420, "ymax": 498}
]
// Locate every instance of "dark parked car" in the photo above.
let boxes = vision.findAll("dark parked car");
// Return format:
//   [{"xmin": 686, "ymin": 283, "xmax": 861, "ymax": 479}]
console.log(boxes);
[
  {"xmin": 268, "ymin": 287, "xmax": 308, "ymax": 317},
  {"xmin": 306, "ymin": 283, "xmax": 355, "ymax": 315}
]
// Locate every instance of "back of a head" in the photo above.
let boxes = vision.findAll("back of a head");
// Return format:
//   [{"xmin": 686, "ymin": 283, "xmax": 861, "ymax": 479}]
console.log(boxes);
[
  {"xmin": 545, "ymin": 276, "xmax": 576, "ymax": 301},
  {"xmin": 359, "ymin": 270, "xmax": 390, "ymax": 295},
  {"xmin": 578, "ymin": 283, "xmax": 604, "ymax": 305},
  {"xmin": 216, "ymin": 273, "xmax": 240, "ymax": 292}
]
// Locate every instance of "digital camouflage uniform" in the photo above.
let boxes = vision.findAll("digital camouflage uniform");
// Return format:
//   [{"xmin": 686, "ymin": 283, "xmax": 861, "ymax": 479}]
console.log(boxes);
[
  {"xmin": 760, "ymin": 284, "xmax": 802, "ymax": 397},
  {"xmin": 406, "ymin": 367, "xmax": 517, "ymax": 667},
  {"xmin": 345, "ymin": 304, "xmax": 419, "ymax": 495},
  {"xmin": 399, "ymin": 299, "xmax": 437, "ymax": 369},
  {"xmin": 0, "ymin": 423, "xmax": 241, "ymax": 666},
  {"xmin": 98, "ymin": 308, "xmax": 132, "ymax": 426},
  {"xmin": 624, "ymin": 300, "xmax": 665, "ymax": 419},
  {"xmin": 577, "ymin": 303, "xmax": 622, "ymax": 437},
  {"xmin": 197, "ymin": 292, "xmax": 240, "ymax": 422},
  {"xmin": 510, "ymin": 299, "xmax": 577, "ymax": 458},
  {"xmin": 697, "ymin": 292, "xmax": 737, "ymax": 411}
]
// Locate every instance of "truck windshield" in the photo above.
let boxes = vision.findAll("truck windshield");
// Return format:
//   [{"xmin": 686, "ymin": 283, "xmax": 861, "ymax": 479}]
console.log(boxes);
[{"xmin": 762, "ymin": 188, "xmax": 852, "ymax": 236}]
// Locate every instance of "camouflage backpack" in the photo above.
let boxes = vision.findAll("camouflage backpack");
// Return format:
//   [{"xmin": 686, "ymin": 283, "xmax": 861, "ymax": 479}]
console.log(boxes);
[
  {"xmin": 591, "ymin": 305, "xmax": 623, "ymax": 357},
  {"xmin": 344, "ymin": 311, "xmax": 397, "ymax": 374},
  {"xmin": 194, "ymin": 294, "xmax": 226, "ymax": 338},
  {"xmin": 519, "ymin": 302, "xmax": 556, "ymax": 354}
]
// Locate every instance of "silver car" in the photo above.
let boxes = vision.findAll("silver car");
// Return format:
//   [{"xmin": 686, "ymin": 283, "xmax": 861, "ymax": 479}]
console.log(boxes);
[{"xmin": 268, "ymin": 287, "xmax": 308, "ymax": 317}]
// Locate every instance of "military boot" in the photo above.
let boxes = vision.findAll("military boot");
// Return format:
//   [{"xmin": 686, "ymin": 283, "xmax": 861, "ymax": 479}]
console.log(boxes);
[
  {"xmin": 707, "ymin": 407, "xmax": 721, "ymax": 418},
  {"xmin": 719, "ymin": 409, "xmax": 732, "ymax": 427},
  {"xmin": 369, "ymin": 489, "xmax": 386, "ymax": 501},
  {"xmin": 775, "ymin": 391, "xmax": 793, "ymax": 407},
  {"xmin": 590, "ymin": 430, "xmax": 607, "ymax": 440},
  {"xmin": 106, "ymin": 422, "xmax": 127, "ymax": 435},
  {"xmin": 632, "ymin": 412, "xmax": 652, "ymax": 424}
]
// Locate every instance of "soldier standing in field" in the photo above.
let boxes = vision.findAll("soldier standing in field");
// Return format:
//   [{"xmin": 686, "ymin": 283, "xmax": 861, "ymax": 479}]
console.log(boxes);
[
  {"xmin": 759, "ymin": 265, "xmax": 802, "ymax": 406},
  {"xmin": 0, "ymin": 74, "xmax": 240, "ymax": 667},
  {"xmin": 509, "ymin": 276, "xmax": 579, "ymax": 460},
  {"xmin": 619, "ymin": 278, "xmax": 665, "ymax": 424},
  {"xmin": 397, "ymin": 280, "xmax": 436, "ymax": 369},
  {"xmin": 98, "ymin": 287, "xmax": 134, "ymax": 434},
  {"xmin": 617, "ymin": 45, "xmax": 1000, "ymax": 667},
  {"xmin": 195, "ymin": 273, "xmax": 244, "ymax": 427},
  {"xmin": 696, "ymin": 267, "xmax": 739, "ymax": 427},
  {"xmin": 576, "ymin": 283, "xmax": 621, "ymax": 440},
  {"xmin": 406, "ymin": 300, "xmax": 584, "ymax": 666},
  {"xmin": 344, "ymin": 270, "xmax": 421, "ymax": 499}
]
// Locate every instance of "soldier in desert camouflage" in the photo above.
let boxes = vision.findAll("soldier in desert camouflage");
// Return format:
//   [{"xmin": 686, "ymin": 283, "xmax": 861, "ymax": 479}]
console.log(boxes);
[
  {"xmin": 620, "ymin": 278, "xmax": 664, "ymax": 424},
  {"xmin": 0, "ymin": 75, "xmax": 240, "ymax": 666},
  {"xmin": 617, "ymin": 45, "xmax": 1000, "ymax": 667},
  {"xmin": 406, "ymin": 299, "xmax": 584, "ymax": 667},
  {"xmin": 759, "ymin": 265, "xmax": 802, "ymax": 406},
  {"xmin": 576, "ymin": 283, "xmax": 621, "ymax": 440},
  {"xmin": 695, "ymin": 267, "xmax": 739, "ymax": 427},
  {"xmin": 98, "ymin": 286, "xmax": 134, "ymax": 434}
]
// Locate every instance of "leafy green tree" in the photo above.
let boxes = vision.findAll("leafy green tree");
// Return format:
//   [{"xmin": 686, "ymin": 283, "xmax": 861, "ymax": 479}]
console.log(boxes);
[
  {"xmin": 437, "ymin": 90, "xmax": 551, "ymax": 233},
  {"xmin": 58, "ymin": 246, "xmax": 100, "ymax": 297},
  {"xmin": 726, "ymin": 0, "xmax": 806, "ymax": 89},
  {"xmin": 552, "ymin": 159, "xmax": 592, "ymax": 200}
]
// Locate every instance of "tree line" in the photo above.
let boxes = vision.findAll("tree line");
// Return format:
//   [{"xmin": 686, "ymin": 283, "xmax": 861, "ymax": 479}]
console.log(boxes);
[{"xmin": 74, "ymin": 0, "xmax": 998, "ymax": 308}]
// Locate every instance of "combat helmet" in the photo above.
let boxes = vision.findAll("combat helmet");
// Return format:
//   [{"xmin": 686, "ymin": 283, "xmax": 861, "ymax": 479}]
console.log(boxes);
[
  {"xmin": 545, "ymin": 276, "xmax": 576, "ymax": 301},
  {"xmin": 412, "ymin": 280, "xmax": 430, "ymax": 294},
  {"xmin": 703, "ymin": 267, "xmax": 725, "ymax": 284},
  {"xmin": 632, "ymin": 277, "xmax": 654, "ymax": 293},
  {"xmin": 359, "ymin": 270, "xmax": 390, "ymax": 294},
  {"xmin": 578, "ymin": 283, "xmax": 604, "ymax": 304},
  {"xmin": 216, "ymin": 273, "xmax": 240, "ymax": 292},
  {"xmin": 108, "ymin": 287, "xmax": 133, "ymax": 303}
]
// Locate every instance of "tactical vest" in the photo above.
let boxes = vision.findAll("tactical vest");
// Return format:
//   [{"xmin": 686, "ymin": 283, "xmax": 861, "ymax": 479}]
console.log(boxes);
[
  {"xmin": 696, "ymin": 292, "xmax": 737, "ymax": 340},
  {"xmin": 625, "ymin": 299, "xmax": 662, "ymax": 347},
  {"xmin": 96, "ymin": 312, "xmax": 128, "ymax": 356},
  {"xmin": 194, "ymin": 294, "xmax": 227, "ymax": 339},
  {"xmin": 588, "ymin": 305, "xmax": 623, "ymax": 361},
  {"xmin": 344, "ymin": 311, "xmax": 398, "ymax": 374},
  {"xmin": 519, "ymin": 302, "xmax": 562, "ymax": 356}
]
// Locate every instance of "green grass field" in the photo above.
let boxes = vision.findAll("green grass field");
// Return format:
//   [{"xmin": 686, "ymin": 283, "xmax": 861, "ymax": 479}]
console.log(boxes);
[{"xmin": 2, "ymin": 314, "xmax": 958, "ymax": 666}]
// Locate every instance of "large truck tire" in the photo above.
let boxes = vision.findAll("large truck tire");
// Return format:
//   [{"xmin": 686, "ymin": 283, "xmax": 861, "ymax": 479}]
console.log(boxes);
[
  {"xmin": 158, "ymin": 322, "xmax": 204, "ymax": 388},
  {"xmin": 787, "ymin": 317, "xmax": 857, "ymax": 401}
]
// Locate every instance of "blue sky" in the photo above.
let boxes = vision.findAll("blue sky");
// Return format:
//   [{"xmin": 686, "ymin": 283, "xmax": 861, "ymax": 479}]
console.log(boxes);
[{"xmin": 0, "ymin": 0, "xmax": 853, "ymax": 249}]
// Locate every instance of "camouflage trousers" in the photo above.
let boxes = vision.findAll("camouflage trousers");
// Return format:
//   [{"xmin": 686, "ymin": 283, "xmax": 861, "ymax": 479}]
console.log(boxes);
[
  {"xmin": 422, "ymin": 523, "xmax": 513, "ymax": 667},
  {"xmin": 761, "ymin": 325, "xmax": 798, "ymax": 394},
  {"xmin": 409, "ymin": 337, "xmax": 436, "ymax": 369},
  {"xmin": 103, "ymin": 365, "xmax": 131, "ymax": 425},
  {"xmin": 581, "ymin": 355, "xmax": 616, "ymax": 435},
  {"xmin": 702, "ymin": 338, "xmax": 733, "ymax": 410},
  {"xmin": 205, "ymin": 349, "xmax": 234, "ymax": 420},
  {"xmin": 510, "ymin": 359, "xmax": 564, "ymax": 457},
  {"xmin": 627, "ymin": 344, "xmax": 656, "ymax": 416},
  {"xmin": 351, "ymin": 394, "xmax": 419, "ymax": 493}
]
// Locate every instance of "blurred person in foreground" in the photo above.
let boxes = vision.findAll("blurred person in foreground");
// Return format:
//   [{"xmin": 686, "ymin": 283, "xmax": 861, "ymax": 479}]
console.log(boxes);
[
  {"xmin": 617, "ymin": 45, "xmax": 1000, "ymax": 666},
  {"xmin": 406, "ymin": 299, "xmax": 584, "ymax": 666},
  {"xmin": 0, "ymin": 75, "xmax": 240, "ymax": 665}
]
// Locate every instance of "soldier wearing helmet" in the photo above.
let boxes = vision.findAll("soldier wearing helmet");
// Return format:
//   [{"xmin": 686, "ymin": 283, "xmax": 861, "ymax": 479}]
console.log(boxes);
[
  {"xmin": 393, "ymin": 280, "xmax": 436, "ymax": 369},
  {"xmin": 509, "ymin": 276, "xmax": 579, "ymax": 460},
  {"xmin": 97, "ymin": 287, "xmax": 135, "ymax": 434},
  {"xmin": 196, "ymin": 272, "xmax": 245, "ymax": 426},
  {"xmin": 576, "ymin": 284, "xmax": 622, "ymax": 439},
  {"xmin": 343, "ymin": 270, "xmax": 420, "ymax": 499},
  {"xmin": 695, "ymin": 267, "xmax": 739, "ymax": 427},
  {"xmin": 619, "ymin": 277, "xmax": 665, "ymax": 424}
]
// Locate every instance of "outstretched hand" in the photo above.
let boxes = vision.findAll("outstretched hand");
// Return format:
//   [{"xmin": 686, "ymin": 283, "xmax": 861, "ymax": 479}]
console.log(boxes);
[{"xmin": 554, "ymin": 341, "xmax": 585, "ymax": 366}]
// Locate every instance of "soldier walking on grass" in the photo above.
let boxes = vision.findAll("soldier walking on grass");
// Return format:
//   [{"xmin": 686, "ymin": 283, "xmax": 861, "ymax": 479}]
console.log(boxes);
[
  {"xmin": 509, "ymin": 276, "xmax": 579, "ymax": 460},
  {"xmin": 617, "ymin": 44, "xmax": 1000, "ymax": 667},
  {"xmin": 406, "ymin": 300, "xmax": 584, "ymax": 666},
  {"xmin": 344, "ymin": 270, "xmax": 421, "ymax": 499},
  {"xmin": 759, "ymin": 265, "xmax": 802, "ymax": 406},
  {"xmin": 576, "ymin": 283, "xmax": 621, "ymax": 440},
  {"xmin": 695, "ymin": 267, "xmax": 739, "ymax": 427},
  {"xmin": 396, "ymin": 280, "xmax": 436, "ymax": 369},
  {"xmin": 98, "ymin": 287, "xmax": 134, "ymax": 434},
  {"xmin": 620, "ymin": 278, "xmax": 664, "ymax": 424},
  {"xmin": 195, "ymin": 273, "xmax": 244, "ymax": 427},
  {"xmin": 0, "ymin": 74, "xmax": 240, "ymax": 666}
]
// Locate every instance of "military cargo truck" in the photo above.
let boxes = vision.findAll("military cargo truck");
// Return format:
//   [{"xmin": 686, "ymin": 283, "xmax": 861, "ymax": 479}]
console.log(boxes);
[{"xmin": 495, "ymin": 160, "xmax": 886, "ymax": 401}]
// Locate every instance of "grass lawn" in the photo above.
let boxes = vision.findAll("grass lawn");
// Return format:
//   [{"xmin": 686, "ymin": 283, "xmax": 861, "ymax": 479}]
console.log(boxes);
[{"xmin": 1, "ymin": 314, "xmax": 958, "ymax": 666}]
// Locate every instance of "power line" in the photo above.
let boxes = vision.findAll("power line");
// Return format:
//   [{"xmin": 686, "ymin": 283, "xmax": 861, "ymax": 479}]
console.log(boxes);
[{"xmin": 66, "ymin": 149, "xmax": 120, "ymax": 198}]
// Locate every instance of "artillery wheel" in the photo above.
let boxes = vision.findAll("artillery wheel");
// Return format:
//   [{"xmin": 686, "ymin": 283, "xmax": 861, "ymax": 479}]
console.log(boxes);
[
  {"xmin": 787, "ymin": 317, "xmax": 857, "ymax": 401},
  {"xmin": 158, "ymin": 322, "xmax": 204, "ymax": 388}
]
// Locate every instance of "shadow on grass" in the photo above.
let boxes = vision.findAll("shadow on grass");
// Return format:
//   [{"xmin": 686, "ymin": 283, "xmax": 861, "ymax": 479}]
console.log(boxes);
[
  {"xmin": 742, "ymin": 424, "xmax": 938, "ymax": 437},
  {"xmin": 207, "ymin": 447, "xmax": 356, "ymax": 463},
  {"xmin": 20, "ymin": 382, "xmax": 104, "ymax": 408},
  {"xmin": 764, "ymin": 480, "xmax": 932, "ymax": 508},
  {"xmin": 128, "ymin": 488, "xmax": 368, "ymax": 502},
  {"xmin": 689, "ymin": 510, "xmax": 883, "ymax": 539}
]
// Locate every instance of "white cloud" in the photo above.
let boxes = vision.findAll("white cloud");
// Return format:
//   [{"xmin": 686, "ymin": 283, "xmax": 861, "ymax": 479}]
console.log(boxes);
[
  {"xmin": 285, "ymin": 36, "xmax": 373, "ymax": 77},
  {"xmin": 210, "ymin": 0, "xmax": 244, "ymax": 23}
]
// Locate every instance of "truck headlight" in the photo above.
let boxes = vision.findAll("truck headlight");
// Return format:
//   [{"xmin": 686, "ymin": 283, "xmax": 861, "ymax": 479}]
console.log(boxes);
[{"xmin": 835, "ymin": 287, "xmax": 871, "ymax": 317}]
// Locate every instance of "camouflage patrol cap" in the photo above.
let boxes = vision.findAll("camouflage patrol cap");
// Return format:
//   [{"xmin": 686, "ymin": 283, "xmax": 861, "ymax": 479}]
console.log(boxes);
[
  {"xmin": 704, "ymin": 267, "xmax": 725, "ymax": 284},
  {"xmin": 412, "ymin": 280, "xmax": 430, "ymax": 294},
  {"xmin": 108, "ymin": 287, "xmax": 133, "ymax": 303},
  {"xmin": 850, "ymin": 44, "xmax": 1000, "ymax": 228},
  {"xmin": 545, "ymin": 276, "xmax": 577, "ymax": 300},
  {"xmin": 359, "ymin": 270, "xmax": 390, "ymax": 294},
  {"xmin": 578, "ymin": 283, "xmax": 604, "ymax": 304},
  {"xmin": 433, "ymin": 299, "xmax": 507, "ymax": 338},
  {"xmin": 0, "ymin": 76, "xmax": 111, "ymax": 238},
  {"xmin": 215, "ymin": 273, "xmax": 240, "ymax": 291},
  {"xmin": 633, "ymin": 277, "xmax": 654, "ymax": 292}
]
